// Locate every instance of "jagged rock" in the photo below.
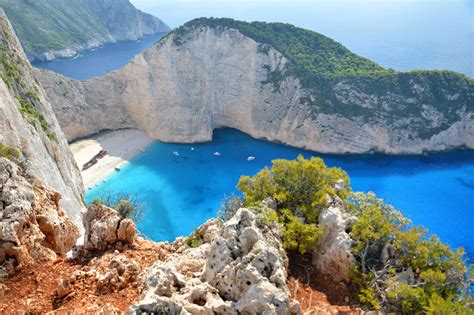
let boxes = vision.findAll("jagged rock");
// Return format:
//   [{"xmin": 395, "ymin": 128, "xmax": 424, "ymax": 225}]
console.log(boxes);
[
  {"xmin": 55, "ymin": 278, "xmax": 73, "ymax": 299},
  {"xmin": 96, "ymin": 252, "xmax": 141, "ymax": 294},
  {"xmin": 82, "ymin": 203, "xmax": 136, "ymax": 252},
  {"xmin": 0, "ymin": 9, "xmax": 86, "ymax": 228},
  {"xmin": 312, "ymin": 197, "xmax": 355, "ymax": 283},
  {"xmin": 0, "ymin": 158, "xmax": 79, "ymax": 274},
  {"xmin": 128, "ymin": 208, "xmax": 292, "ymax": 315}
]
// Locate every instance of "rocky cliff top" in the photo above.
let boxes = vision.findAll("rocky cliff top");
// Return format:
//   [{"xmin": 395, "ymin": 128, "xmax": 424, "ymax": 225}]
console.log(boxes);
[{"xmin": 38, "ymin": 18, "xmax": 474, "ymax": 154}]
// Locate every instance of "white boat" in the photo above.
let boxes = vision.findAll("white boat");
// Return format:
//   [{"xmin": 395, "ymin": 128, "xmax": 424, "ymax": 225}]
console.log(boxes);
[
  {"xmin": 247, "ymin": 156, "xmax": 256, "ymax": 161},
  {"xmin": 114, "ymin": 166, "xmax": 121, "ymax": 171},
  {"xmin": 191, "ymin": 147, "xmax": 195, "ymax": 151},
  {"xmin": 213, "ymin": 152, "xmax": 221, "ymax": 156},
  {"xmin": 173, "ymin": 151, "xmax": 180, "ymax": 156}
]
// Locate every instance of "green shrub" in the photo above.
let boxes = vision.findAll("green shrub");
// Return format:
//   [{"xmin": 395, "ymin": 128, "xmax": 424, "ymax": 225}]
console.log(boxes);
[
  {"xmin": 0, "ymin": 143, "xmax": 20, "ymax": 162},
  {"xmin": 238, "ymin": 155, "xmax": 350, "ymax": 223},
  {"xmin": 237, "ymin": 155, "xmax": 349, "ymax": 253},
  {"xmin": 235, "ymin": 158, "xmax": 472, "ymax": 312},
  {"xmin": 349, "ymin": 192, "xmax": 471, "ymax": 313},
  {"xmin": 92, "ymin": 191, "xmax": 144, "ymax": 223},
  {"xmin": 185, "ymin": 227, "xmax": 203, "ymax": 248}
]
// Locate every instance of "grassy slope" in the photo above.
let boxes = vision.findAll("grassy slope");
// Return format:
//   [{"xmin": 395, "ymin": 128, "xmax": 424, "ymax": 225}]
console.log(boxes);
[
  {"xmin": 0, "ymin": 0, "xmax": 166, "ymax": 55},
  {"xmin": 173, "ymin": 18, "xmax": 473, "ymax": 138}
]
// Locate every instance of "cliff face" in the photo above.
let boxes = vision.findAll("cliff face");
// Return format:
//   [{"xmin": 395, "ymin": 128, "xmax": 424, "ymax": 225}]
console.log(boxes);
[
  {"xmin": 0, "ymin": 0, "xmax": 170, "ymax": 62},
  {"xmin": 37, "ymin": 23, "xmax": 474, "ymax": 154},
  {"xmin": 0, "ymin": 9, "xmax": 85, "ymax": 228}
]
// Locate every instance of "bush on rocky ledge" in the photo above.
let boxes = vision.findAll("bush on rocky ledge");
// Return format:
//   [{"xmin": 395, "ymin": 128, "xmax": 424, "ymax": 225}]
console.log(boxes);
[
  {"xmin": 238, "ymin": 155, "xmax": 349, "ymax": 253},
  {"xmin": 236, "ymin": 156, "xmax": 472, "ymax": 313}
]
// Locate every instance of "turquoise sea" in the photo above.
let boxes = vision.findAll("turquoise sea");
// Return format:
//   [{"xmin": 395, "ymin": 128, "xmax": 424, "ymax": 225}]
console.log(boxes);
[
  {"xmin": 85, "ymin": 129, "xmax": 474, "ymax": 258},
  {"xmin": 32, "ymin": 0, "xmax": 473, "ymax": 257}
]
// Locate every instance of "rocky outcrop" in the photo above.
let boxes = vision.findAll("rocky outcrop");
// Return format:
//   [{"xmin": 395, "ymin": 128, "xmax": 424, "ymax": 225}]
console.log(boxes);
[
  {"xmin": 312, "ymin": 196, "xmax": 356, "ymax": 283},
  {"xmin": 37, "ymin": 21, "xmax": 473, "ymax": 154},
  {"xmin": 82, "ymin": 203, "xmax": 136, "ymax": 253},
  {"xmin": 129, "ymin": 209, "xmax": 294, "ymax": 314},
  {"xmin": 0, "ymin": 158, "xmax": 79, "ymax": 274},
  {"xmin": 0, "ymin": 0, "xmax": 170, "ymax": 62},
  {"xmin": 0, "ymin": 9, "xmax": 85, "ymax": 227}
]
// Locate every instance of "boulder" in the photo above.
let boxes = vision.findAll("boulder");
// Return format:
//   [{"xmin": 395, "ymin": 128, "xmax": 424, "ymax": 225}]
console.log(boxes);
[
  {"xmin": 0, "ymin": 158, "xmax": 79, "ymax": 274},
  {"xmin": 128, "ymin": 208, "xmax": 293, "ymax": 314},
  {"xmin": 82, "ymin": 203, "xmax": 136, "ymax": 252},
  {"xmin": 311, "ymin": 197, "xmax": 355, "ymax": 283}
]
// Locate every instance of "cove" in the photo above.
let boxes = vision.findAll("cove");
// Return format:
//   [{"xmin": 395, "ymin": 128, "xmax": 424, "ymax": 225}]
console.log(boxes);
[
  {"xmin": 85, "ymin": 129, "xmax": 474, "ymax": 258},
  {"xmin": 33, "ymin": 32, "xmax": 165, "ymax": 80}
]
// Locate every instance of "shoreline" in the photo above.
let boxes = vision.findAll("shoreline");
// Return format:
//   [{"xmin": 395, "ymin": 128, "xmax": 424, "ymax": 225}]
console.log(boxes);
[{"xmin": 70, "ymin": 129, "xmax": 154, "ymax": 190}]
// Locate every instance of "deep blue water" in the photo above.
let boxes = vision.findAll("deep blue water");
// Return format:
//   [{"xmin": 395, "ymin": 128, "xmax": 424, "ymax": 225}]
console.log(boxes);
[
  {"xmin": 33, "ymin": 33, "xmax": 165, "ymax": 80},
  {"xmin": 134, "ymin": 0, "xmax": 473, "ymax": 77},
  {"xmin": 85, "ymin": 129, "xmax": 474, "ymax": 257}
]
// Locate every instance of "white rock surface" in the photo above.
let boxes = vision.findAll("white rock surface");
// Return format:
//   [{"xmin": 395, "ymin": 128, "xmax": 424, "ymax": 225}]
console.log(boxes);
[
  {"xmin": 312, "ymin": 197, "xmax": 355, "ymax": 283},
  {"xmin": 82, "ymin": 203, "xmax": 136, "ymax": 252},
  {"xmin": 37, "ymin": 25, "xmax": 474, "ymax": 154},
  {"xmin": 0, "ymin": 9, "xmax": 85, "ymax": 228},
  {"xmin": 128, "ymin": 209, "xmax": 293, "ymax": 314},
  {"xmin": 0, "ymin": 158, "xmax": 80, "ymax": 274}
]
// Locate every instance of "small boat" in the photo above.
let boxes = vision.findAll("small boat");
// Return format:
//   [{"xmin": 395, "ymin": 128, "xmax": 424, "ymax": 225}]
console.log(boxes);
[
  {"xmin": 247, "ymin": 156, "xmax": 256, "ymax": 161},
  {"xmin": 115, "ymin": 166, "xmax": 121, "ymax": 171},
  {"xmin": 173, "ymin": 151, "xmax": 180, "ymax": 156},
  {"xmin": 191, "ymin": 147, "xmax": 195, "ymax": 151},
  {"xmin": 213, "ymin": 152, "xmax": 221, "ymax": 156}
]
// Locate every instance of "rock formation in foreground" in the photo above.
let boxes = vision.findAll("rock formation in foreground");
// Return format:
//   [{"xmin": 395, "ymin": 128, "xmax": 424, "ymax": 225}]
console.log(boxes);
[
  {"xmin": 129, "ymin": 208, "xmax": 297, "ymax": 314},
  {"xmin": 0, "ymin": 0, "xmax": 170, "ymax": 62},
  {"xmin": 37, "ymin": 18, "xmax": 474, "ymax": 154},
  {"xmin": 0, "ymin": 158, "xmax": 79, "ymax": 275},
  {"xmin": 0, "ymin": 9, "xmax": 85, "ymax": 227}
]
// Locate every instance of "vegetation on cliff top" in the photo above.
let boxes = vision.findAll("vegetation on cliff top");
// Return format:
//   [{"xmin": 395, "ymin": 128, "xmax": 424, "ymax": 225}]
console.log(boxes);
[
  {"xmin": 235, "ymin": 156, "xmax": 472, "ymax": 313},
  {"xmin": 173, "ymin": 18, "xmax": 473, "ymax": 139},
  {"xmin": 0, "ymin": 0, "xmax": 169, "ymax": 58}
]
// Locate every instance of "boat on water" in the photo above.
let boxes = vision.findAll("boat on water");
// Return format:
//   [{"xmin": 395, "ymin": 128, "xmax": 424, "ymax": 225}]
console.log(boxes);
[
  {"xmin": 173, "ymin": 151, "xmax": 180, "ymax": 156},
  {"xmin": 214, "ymin": 152, "xmax": 221, "ymax": 156},
  {"xmin": 247, "ymin": 156, "xmax": 256, "ymax": 161},
  {"xmin": 191, "ymin": 147, "xmax": 195, "ymax": 151}
]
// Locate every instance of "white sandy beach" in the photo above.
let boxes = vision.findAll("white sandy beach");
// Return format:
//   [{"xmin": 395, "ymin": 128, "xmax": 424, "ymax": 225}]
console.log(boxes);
[{"xmin": 70, "ymin": 129, "xmax": 154, "ymax": 190}]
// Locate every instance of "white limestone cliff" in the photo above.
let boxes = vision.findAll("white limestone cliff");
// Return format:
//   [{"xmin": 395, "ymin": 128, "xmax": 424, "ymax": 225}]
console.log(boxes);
[
  {"xmin": 0, "ymin": 9, "xmax": 85, "ymax": 228},
  {"xmin": 37, "ymin": 25, "xmax": 474, "ymax": 154}
]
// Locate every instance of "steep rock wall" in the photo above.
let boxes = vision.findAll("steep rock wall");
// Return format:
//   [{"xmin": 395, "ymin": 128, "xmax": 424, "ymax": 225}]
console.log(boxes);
[
  {"xmin": 0, "ymin": 9, "xmax": 85, "ymax": 228},
  {"xmin": 37, "ymin": 26, "xmax": 474, "ymax": 154}
]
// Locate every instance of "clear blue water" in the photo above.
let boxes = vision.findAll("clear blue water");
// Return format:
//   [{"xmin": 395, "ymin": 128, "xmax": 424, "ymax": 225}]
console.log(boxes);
[
  {"xmin": 33, "ymin": 33, "xmax": 165, "ymax": 80},
  {"xmin": 85, "ymin": 129, "xmax": 474, "ymax": 258}
]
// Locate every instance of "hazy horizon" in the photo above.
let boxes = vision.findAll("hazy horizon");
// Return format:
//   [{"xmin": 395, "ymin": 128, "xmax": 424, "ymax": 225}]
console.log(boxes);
[{"xmin": 130, "ymin": 0, "xmax": 473, "ymax": 77}]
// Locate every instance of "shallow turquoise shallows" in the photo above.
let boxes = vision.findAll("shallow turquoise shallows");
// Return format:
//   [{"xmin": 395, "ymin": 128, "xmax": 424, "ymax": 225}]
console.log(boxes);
[{"xmin": 85, "ymin": 129, "xmax": 474, "ymax": 258}]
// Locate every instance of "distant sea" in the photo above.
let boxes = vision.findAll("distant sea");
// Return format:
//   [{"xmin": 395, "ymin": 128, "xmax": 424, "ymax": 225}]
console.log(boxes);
[
  {"xmin": 133, "ymin": 0, "xmax": 473, "ymax": 78},
  {"xmin": 35, "ymin": 0, "xmax": 473, "ymax": 80}
]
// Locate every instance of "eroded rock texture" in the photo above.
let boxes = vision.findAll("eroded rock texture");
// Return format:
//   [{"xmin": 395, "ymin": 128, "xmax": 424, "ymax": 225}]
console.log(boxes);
[
  {"xmin": 82, "ymin": 203, "xmax": 137, "ymax": 253},
  {"xmin": 129, "ymin": 209, "xmax": 293, "ymax": 314},
  {"xmin": 0, "ymin": 158, "xmax": 79, "ymax": 274}
]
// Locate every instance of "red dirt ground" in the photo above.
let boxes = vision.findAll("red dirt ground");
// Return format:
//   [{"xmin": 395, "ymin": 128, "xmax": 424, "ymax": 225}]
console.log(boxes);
[
  {"xmin": 287, "ymin": 251, "xmax": 363, "ymax": 314},
  {"xmin": 0, "ymin": 239, "xmax": 170, "ymax": 314}
]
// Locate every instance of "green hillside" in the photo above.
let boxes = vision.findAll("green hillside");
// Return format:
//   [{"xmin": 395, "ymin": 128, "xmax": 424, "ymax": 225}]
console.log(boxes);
[
  {"xmin": 173, "ymin": 18, "xmax": 474, "ymax": 139},
  {"xmin": 0, "ymin": 0, "xmax": 169, "ymax": 59}
]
